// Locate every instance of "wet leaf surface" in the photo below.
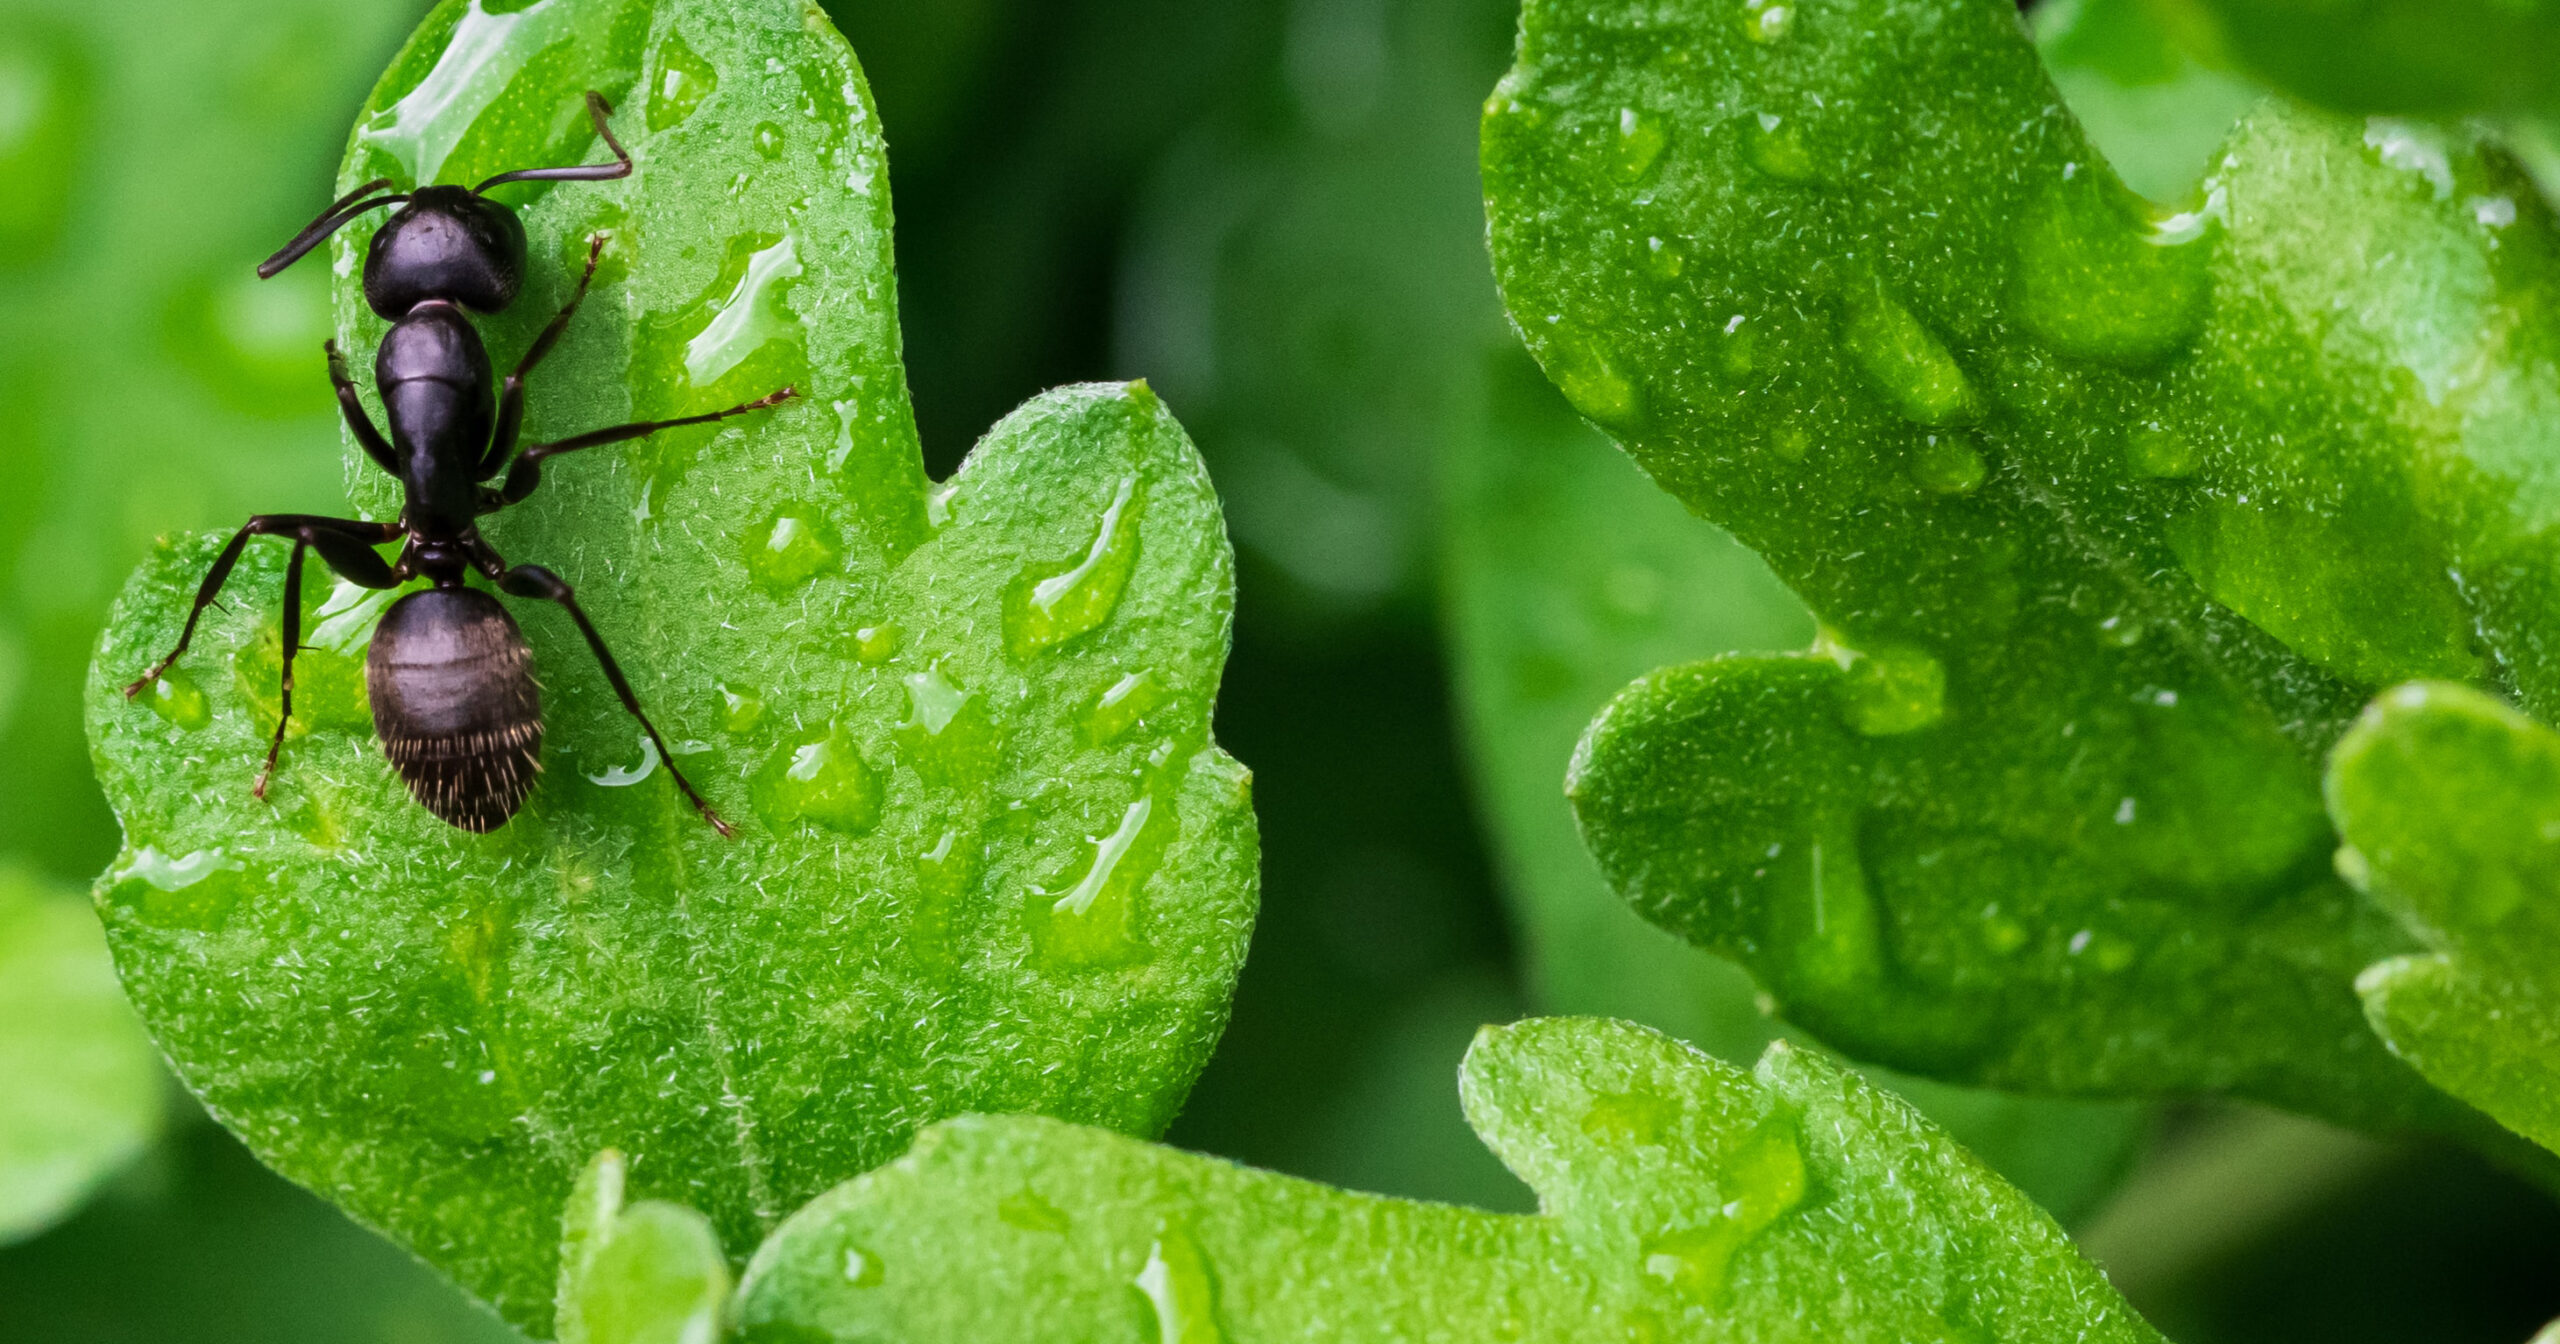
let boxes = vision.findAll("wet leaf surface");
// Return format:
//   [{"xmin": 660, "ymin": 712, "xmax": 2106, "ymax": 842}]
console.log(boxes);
[{"xmin": 86, "ymin": 0, "xmax": 1255, "ymax": 1331}]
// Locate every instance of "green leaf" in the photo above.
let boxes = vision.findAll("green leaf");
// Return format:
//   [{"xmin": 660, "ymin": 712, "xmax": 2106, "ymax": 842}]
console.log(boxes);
[
  {"xmin": 2033, "ymin": 0, "xmax": 2264, "ymax": 204},
  {"xmin": 0, "ymin": 865, "xmax": 162, "ymax": 1244},
  {"xmin": 2162, "ymin": 0, "xmax": 2560, "ymax": 119},
  {"xmin": 1442, "ymin": 346, "xmax": 2149, "ymax": 1222},
  {"xmin": 1481, "ymin": 0, "xmax": 2559, "ymax": 1140},
  {"xmin": 558, "ymin": 1150, "xmax": 728, "ymax": 1344},
  {"xmin": 84, "ymin": 0, "xmax": 1256, "ymax": 1332},
  {"xmin": 2327, "ymin": 682, "xmax": 2560, "ymax": 1156},
  {"xmin": 731, "ymin": 1016, "xmax": 2164, "ymax": 1343}
]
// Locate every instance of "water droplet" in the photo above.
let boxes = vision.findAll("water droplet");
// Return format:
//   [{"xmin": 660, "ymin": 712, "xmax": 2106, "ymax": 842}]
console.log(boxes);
[
  {"xmin": 1003, "ymin": 477, "xmax": 1144, "ymax": 659},
  {"xmin": 840, "ymin": 1246, "xmax": 884, "ymax": 1286},
  {"xmin": 104, "ymin": 847, "xmax": 252, "ymax": 931},
  {"xmin": 2012, "ymin": 178, "xmax": 2212, "ymax": 368},
  {"xmin": 1611, "ymin": 106, "xmax": 1666, "ymax": 182},
  {"xmin": 916, "ymin": 827, "xmax": 979, "ymax": 910},
  {"xmin": 2096, "ymin": 613, "xmax": 2146, "ymax": 648},
  {"xmin": 752, "ymin": 728, "xmax": 882, "ymax": 835},
  {"xmin": 719, "ymin": 681, "xmax": 767, "ymax": 735},
  {"xmin": 142, "ymin": 668, "xmax": 211, "ymax": 731},
  {"xmin": 2066, "ymin": 926, "xmax": 2138, "ymax": 973},
  {"xmin": 1767, "ymin": 825, "xmax": 1885, "ymax": 991},
  {"xmin": 1911, "ymin": 433, "xmax": 1986, "ymax": 496},
  {"xmin": 1026, "ymin": 792, "xmax": 1163, "ymax": 970},
  {"xmin": 1645, "ymin": 235, "xmax": 1685, "ymax": 280},
  {"xmin": 2126, "ymin": 425, "xmax": 2197, "ymax": 479},
  {"xmin": 1843, "ymin": 290, "xmax": 1974, "ymax": 426},
  {"xmin": 853, "ymin": 623, "xmax": 901, "ymax": 665},
  {"xmin": 1133, "ymin": 1224, "xmax": 1222, "ymax": 1344},
  {"xmin": 1741, "ymin": 0, "xmax": 1795, "ymax": 42},
  {"xmin": 997, "ymin": 1190, "xmax": 1071, "ymax": 1234},
  {"xmin": 1641, "ymin": 1119, "xmax": 1807, "ymax": 1305},
  {"xmin": 1582, "ymin": 1090, "xmax": 1677, "ymax": 1147},
  {"xmin": 1821, "ymin": 635, "xmax": 1946, "ymax": 735},
  {"xmin": 744, "ymin": 507, "xmax": 840, "ymax": 593},
  {"xmin": 898, "ymin": 665, "xmax": 1001, "ymax": 790},
  {"xmin": 354, "ymin": 0, "xmax": 647, "ymax": 191},
  {"xmin": 686, "ymin": 233, "xmax": 802, "ymax": 387},
  {"xmin": 1081, "ymin": 671, "xmax": 1172, "ymax": 745},
  {"xmin": 585, "ymin": 732, "xmax": 659, "ymax": 786},
  {"xmin": 645, "ymin": 30, "xmax": 717, "ymax": 132},
  {"xmin": 1745, "ymin": 112, "xmax": 1819, "ymax": 183},
  {"xmin": 752, "ymin": 120, "xmax": 785, "ymax": 159},
  {"xmin": 0, "ymin": 19, "xmax": 90, "ymax": 266},
  {"xmin": 1544, "ymin": 328, "xmax": 1645, "ymax": 430}
]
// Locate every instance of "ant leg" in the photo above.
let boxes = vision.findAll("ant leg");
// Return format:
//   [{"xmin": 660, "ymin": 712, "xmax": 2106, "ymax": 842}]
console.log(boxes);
[
  {"xmin": 328, "ymin": 340, "xmax": 399, "ymax": 477},
  {"xmin": 487, "ymin": 386, "xmax": 797, "ymax": 509},
  {"xmin": 481, "ymin": 234, "xmax": 609, "ymax": 480},
  {"xmin": 124, "ymin": 515, "xmax": 402, "ymax": 698},
  {"xmin": 470, "ymin": 92, "xmax": 634, "ymax": 194},
  {"xmin": 252, "ymin": 541, "xmax": 310, "ymax": 799},
  {"xmin": 481, "ymin": 555, "xmax": 735, "ymax": 837}
]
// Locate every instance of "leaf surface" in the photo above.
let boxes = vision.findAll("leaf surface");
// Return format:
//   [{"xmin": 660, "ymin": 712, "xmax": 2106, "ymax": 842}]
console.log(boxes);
[
  {"xmin": 731, "ymin": 1016, "xmax": 2164, "ymax": 1343},
  {"xmin": 1482, "ymin": 0, "xmax": 2560, "ymax": 1139},
  {"xmin": 85, "ymin": 0, "xmax": 1256, "ymax": 1330},
  {"xmin": 2327, "ymin": 682, "xmax": 2560, "ymax": 1156},
  {"xmin": 0, "ymin": 866, "xmax": 161, "ymax": 1244}
]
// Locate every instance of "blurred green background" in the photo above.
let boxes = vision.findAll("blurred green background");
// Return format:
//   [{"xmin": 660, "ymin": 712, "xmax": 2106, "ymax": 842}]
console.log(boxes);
[{"xmin": 1, "ymin": 0, "xmax": 2557, "ymax": 1339}]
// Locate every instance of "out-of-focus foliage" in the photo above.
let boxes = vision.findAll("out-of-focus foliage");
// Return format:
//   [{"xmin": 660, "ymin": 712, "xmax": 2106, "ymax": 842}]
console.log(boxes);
[
  {"xmin": 1482, "ymin": 0, "xmax": 2557, "ymax": 1152},
  {"xmin": 0, "ymin": 866, "xmax": 159, "ymax": 1244},
  {"xmin": 2164, "ymin": 0, "xmax": 2560, "ymax": 119},
  {"xmin": 2328, "ymin": 682, "xmax": 2560, "ymax": 1155},
  {"xmin": 736, "ymin": 1018, "xmax": 2161, "ymax": 1344},
  {"xmin": 87, "ymin": 0, "xmax": 1254, "ymax": 1332},
  {"xmin": 2034, "ymin": 0, "xmax": 2262, "ymax": 203},
  {"xmin": 556, "ymin": 1150, "xmax": 728, "ymax": 1344}
]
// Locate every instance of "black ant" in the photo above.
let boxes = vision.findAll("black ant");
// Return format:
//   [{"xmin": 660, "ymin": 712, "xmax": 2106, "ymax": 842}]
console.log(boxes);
[{"xmin": 124, "ymin": 93, "xmax": 792, "ymax": 836}]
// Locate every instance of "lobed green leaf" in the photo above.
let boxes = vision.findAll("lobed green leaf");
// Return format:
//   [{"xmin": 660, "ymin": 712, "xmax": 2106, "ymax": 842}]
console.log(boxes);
[
  {"xmin": 2327, "ymin": 682, "xmax": 2560, "ymax": 1156},
  {"xmin": 730, "ymin": 1016, "xmax": 2163, "ymax": 1343},
  {"xmin": 558, "ymin": 1149, "xmax": 729, "ymax": 1344},
  {"xmin": 0, "ymin": 866, "xmax": 162, "ymax": 1245},
  {"xmin": 1482, "ymin": 0, "xmax": 2560, "ymax": 1142},
  {"xmin": 85, "ymin": 0, "xmax": 1256, "ymax": 1331}
]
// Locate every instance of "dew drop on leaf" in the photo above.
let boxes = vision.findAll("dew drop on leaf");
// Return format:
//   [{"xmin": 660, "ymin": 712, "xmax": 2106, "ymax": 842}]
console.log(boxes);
[
  {"xmin": 645, "ymin": 29, "xmax": 717, "ymax": 132},
  {"xmin": 141, "ymin": 667, "xmax": 210, "ymax": 732},
  {"xmin": 1132, "ymin": 1223, "xmax": 1222, "ymax": 1344},
  {"xmin": 752, "ymin": 729, "xmax": 882, "ymax": 835},
  {"xmin": 1842, "ymin": 290, "xmax": 1974, "ymax": 426},
  {"xmin": 104, "ymin": 846, "xmax": 252, "ymax": 932},
  {"xmin": 1911, "ymin": 433, "xmax": 1987, "ymax": 496},
  {"xmin": 852, "ymin": 622, "xmax": 901, "ymax": 665},
  {"xmin": 1740, "ymin": 0, "xmax": 1794, "ymax": 44},
  {"xmin": 1744, "ymin": 112, "xmax": 1819, "ymax": 183},
  {"xmin": 1003, "ymin": 476, "xmax": 1144, "ymax": 659},
  {"xmin": 1610, "ymin": 106, "xmax": 1666, "ymax": 183},
  {"xmin": 1081, "ymin": 671, "xmax": 1169, "ymax": 746},
  {"xmin": 2010, "ymin": 180, "xmax": 2212, "ymax": 369},
  {"xmin": 745, "ymin": 507, "xmax": 841, "ymax": 593},
  {"xmin": 1638, "ymin": 1118, "xmax": 1807, "ymax": 1305},
  {"xmin": 1026, "ymin": 794, "xmax": 1160, "ymax": 971}
]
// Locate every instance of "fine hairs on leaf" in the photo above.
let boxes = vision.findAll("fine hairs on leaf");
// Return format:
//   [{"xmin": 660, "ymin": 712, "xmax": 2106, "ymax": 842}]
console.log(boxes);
[
  {"xmin": 2328, "ymin": 682, "xmax": 2560, "ymax": 1157},
  {"xmin": 1483, "ymin": 0, "xmax": 2560, "ymax": 1152},
  {"xmin": 83, "ymin": 0, "xmax": 1256, "ymax": 1331},
  {"xmin": 725, "ymin": 1016, "xmax": 2162, "ymax": 1343}
]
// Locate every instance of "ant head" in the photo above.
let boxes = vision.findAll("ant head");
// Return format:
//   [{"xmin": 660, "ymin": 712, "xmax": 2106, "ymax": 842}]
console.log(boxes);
[{"xmin": 361, "ymin": 186, "xmax": 528, "ymax": 319}]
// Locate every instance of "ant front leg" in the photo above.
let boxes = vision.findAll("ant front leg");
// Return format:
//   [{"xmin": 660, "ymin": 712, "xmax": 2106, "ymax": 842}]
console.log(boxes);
[
  {"xmin": 125, "ymin": 515, "xmax": 401, "ymax": 699},
  {"xmin": 481, "ymin": 233, "xmax": 609, "ymax": 480},
  {"xmin": 486, "ymin": 386, "xmax": 797, "ymax": 509},
  {"xmin": 327, "ymin": 340, "xmax": 400, "ymax": 478},
  {"xmin": 477, "ymin": 548, "xmax": 735, "ymax": 838}
]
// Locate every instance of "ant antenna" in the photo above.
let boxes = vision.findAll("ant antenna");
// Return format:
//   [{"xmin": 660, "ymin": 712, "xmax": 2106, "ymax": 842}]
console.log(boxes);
[
  {"xmin": 473, "ymin": 92, "xmax": 634, "ymax": 194},
  {"xmin": 258, "ymin": 177, "xmax": 407, "ymax": 279}
]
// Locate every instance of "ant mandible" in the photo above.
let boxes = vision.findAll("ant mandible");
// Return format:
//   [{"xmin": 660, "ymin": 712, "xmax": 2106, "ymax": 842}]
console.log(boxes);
[{"xmin": 124, "ymin": 93, "xmax": 792, "ymax": 836}]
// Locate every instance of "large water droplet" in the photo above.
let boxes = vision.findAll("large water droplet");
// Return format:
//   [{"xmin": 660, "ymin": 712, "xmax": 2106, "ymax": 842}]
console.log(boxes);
[
  {"xmin": 1026, "ymin": 792, "xmax": 1163, "ymax": 971},
  {"xmin": 1843, "ymin": 291, "xmax": 1974, "ymax": 426},
  {"xmin": 852, "ymin": 623, "xmax": 901, "ymax": 665},
  {"xmin": 633, "ymin": 231, "xmax": 812, "ymax": 497},
  {"xmin": 1081, "ymin": 671, "xmax": 1171, "ymax": 745},
  {"xmin": 645, "ymin": 30, "xmax": 717, "ymax": 133},
  {"xmin": 752, "ymin": 729, "xmax": 881, "ymax": 835},
  {"xmin": 1640, "ymin": 1119, "xmax": 1807, "ymax": 1305},
  {"xmin": 897, "ymin": 665, "xmax": 1001, "ymax": 790},
  {"xmin": 2012, "ymin": 177, "xmax": 2213, "ymax": 369},
  {"xmin": 1745, "ymin": 112, "xmax": 1819, "ymax": 183},
  {"xmin": 1003, "ymin": 476, "xmax": 1144, "ymax": 659},
  {"xmin": 353, "ymin": 0, "xmax": 647, "ymax": 191},
  {"xmin": 686, "ymin": 233, "xmax": 803, "ymax": 388},
  {"xmin": 1545, "ymin": 327, "xmax": 1645, "ymax": 430},
  {"xmin": 141, "ymin": 668, "xmax": 211, "ymax": 732},
  {"xmin": 719, "ymin": 681, "xmax": 767, "ymax": 735},
  {"xmin": 104, "ymin": 847, "xmax": 252, "ymax": 931},
  {"xmin": 1133, "ymin": 1223, "xmax": 1222, "ymax": 1344},
  {"xmin": 744, "ymin": 507, "xmax": 840, "ymax": 593}
]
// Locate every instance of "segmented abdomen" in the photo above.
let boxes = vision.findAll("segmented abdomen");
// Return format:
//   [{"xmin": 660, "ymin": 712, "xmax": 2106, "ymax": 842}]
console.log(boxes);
[{"xmin": 367, "ymin": 588, "xmax": 542, "ymax": 833}]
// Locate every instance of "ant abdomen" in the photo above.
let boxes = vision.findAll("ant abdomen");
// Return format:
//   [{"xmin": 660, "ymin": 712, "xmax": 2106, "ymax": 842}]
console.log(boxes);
[{"xmin": 367, "ymin": 588, "xmax": 542, "ymax": 833}]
